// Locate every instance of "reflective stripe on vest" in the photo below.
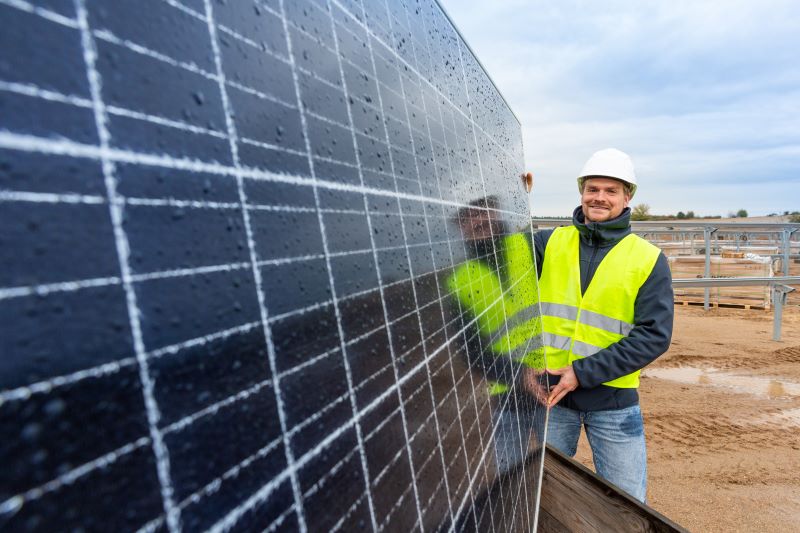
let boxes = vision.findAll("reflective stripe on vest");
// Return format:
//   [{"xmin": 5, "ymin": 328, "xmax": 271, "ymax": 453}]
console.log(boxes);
[
  {"xmin": 539, "ymin": 226, "xmax": 661, "ymax": 388},
  {"xmin": 447, "ymin": 234, "xmax": 544, "ymax": 395}
]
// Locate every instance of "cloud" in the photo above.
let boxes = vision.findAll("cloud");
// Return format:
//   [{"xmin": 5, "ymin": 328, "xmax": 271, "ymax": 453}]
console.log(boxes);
[{"xmin": 439, "ymin": 0, "xmax": 800, "ymax": 215}]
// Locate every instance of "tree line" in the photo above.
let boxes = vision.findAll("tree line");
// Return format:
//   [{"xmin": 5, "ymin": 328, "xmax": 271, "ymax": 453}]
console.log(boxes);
[{"xmin": 631, "ymin": 205, "xmax": 800, "ymax": 221}]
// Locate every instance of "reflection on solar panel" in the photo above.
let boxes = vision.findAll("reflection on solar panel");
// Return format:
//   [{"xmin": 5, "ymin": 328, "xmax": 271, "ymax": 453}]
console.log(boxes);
[{"xmin": 0, "ymin": 0, "xmax": 545, "ymax": 530}]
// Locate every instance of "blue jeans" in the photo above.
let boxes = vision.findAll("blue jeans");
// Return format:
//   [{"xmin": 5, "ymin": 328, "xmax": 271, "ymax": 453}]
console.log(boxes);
[
  {"xmin": 546, "ymin": 404, "xmax": 648, "ymax": 502},
  {"xmin": 492, "ymin": 405, "xmax": 546, "ymax": 475}
]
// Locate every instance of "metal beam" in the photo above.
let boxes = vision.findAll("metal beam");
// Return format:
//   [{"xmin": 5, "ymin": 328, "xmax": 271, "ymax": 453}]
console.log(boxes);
[
  {"xmin": 672, "ymin": 276, "xmax": 800, "ymax": 288},
  {"xmin": 672, "ymin": 276, "xmax": 800, "ymax": 341},
  {"xmin": 531, "ymin": 218, "xmax": 800, "ymax": 231}
]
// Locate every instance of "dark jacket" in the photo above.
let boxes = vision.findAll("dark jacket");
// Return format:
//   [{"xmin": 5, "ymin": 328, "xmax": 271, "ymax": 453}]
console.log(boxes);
[{"xmin": 533, "ymin": 206, "xmax": 674, "ymax": 411}]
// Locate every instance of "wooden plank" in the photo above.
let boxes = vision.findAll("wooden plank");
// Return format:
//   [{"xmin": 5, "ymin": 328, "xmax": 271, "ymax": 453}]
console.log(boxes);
[
  {"xmin": 539, "ymin": 445, "xmax": 687, "ymax": 533},
  {"xmin": 538, "ymin": 507, "xmax": 571, "ymax": 533}
]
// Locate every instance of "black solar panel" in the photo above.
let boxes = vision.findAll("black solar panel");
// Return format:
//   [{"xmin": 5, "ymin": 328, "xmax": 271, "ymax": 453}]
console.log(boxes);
[{"xmin": 0, "ymin": 0, "xmax": 545, "ymax": 531}]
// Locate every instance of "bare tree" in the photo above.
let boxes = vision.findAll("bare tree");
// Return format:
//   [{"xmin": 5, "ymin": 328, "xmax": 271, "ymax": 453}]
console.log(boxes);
[{"xmin": 631, "ymin": 203, "xmax": 651, "ymax": 221}]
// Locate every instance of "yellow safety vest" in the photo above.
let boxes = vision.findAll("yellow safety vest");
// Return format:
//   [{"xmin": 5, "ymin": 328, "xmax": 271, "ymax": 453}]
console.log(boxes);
[
  {"xmin": 447, "ymin": 234, "xmax": 545, "ymax": 395},
  {"xmin": 539, "ymin": 226, "xmax": 661, "ymax": 388}
]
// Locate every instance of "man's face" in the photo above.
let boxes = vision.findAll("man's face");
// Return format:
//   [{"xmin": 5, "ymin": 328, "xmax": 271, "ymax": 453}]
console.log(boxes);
[
  {"xmin": 580, "ymin": 177, "xmax": 631, "ymax": 222},
  {"xmin": 460, "ymin": 208, "xmax": 498, "ymax": 241}
]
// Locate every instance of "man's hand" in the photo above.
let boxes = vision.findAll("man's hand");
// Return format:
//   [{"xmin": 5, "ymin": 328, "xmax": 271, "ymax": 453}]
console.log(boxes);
[
  {"xmin": 523, "ymin": 367, "xmax": 548, "ymax": 405},
  {"xmin": 545, "ymin": 365, "xmax": 579, "ymax": 407}
]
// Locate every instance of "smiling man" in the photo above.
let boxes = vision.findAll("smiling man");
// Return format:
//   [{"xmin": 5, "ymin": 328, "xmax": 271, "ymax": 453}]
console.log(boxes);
[{"xmin": 526, "ymin": 148, "xmax": 673, "ymax": 502}]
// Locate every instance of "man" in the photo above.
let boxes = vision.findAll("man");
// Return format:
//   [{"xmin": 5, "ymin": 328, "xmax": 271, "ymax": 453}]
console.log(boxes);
[
  {"xmin": 528, "ymin": 148, "xmax": 673, "ymax": 502},
  {"xmin": 447, "ymin": 196, "xmax": 547, "ymax": 475}
]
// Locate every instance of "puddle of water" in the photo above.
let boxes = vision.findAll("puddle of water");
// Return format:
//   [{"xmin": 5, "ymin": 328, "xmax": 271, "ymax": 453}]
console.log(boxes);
[
  {"xmin": 644, "ymin": 366, "xmax": 800, "ymax": 398},
  {"xmin": 762, "ymin": 407, "xmax": 800, "ymax": 428}
]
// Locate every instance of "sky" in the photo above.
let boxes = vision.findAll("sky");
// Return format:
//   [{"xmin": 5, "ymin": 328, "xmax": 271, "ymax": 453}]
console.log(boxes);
[{"xmin": 438, "ymin": 0, "xmax": 800, "ymax": 217}]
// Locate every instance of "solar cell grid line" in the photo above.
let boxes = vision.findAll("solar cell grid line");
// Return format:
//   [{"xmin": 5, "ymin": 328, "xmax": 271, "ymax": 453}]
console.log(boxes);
[
  {"xmin": 444, "ymin": 235, "xmax": 506, "ymax": 530},
  {"xmin": 368, "ymin": 260, "xmax": 536, "ymax": 528},
  {"xmin": 386, "ymin": 14, "xmax": 489, "ymax": 530},
  {"xmin": 239, "ymin": 137, "xmax": 306, "ymax": 157},
  {"xmin": 311, "ymin": 391, "xmax": 445, "ymax": 518},
  {"xmin": 0, "ymin": 319, "xmax": 262, "ymax": 407},
  {"xmin": 433, "ymin": 108, "xmax": 501, "ymax": 533},
  {"xmin": 162, "ymin": 0, "xmax": 202, "ymax": 20},
  {"xmin": 214, "ymin": 22, "xmax": 291, "ymax": 66},
  {"xmin": 436, "ymin": 223, "xmax": 498, "ymax": 529},
  {"xmin": 357, "ymin": 10, "xmax": 457, "ymax": 525},
  {"xmin": 330, "ymin": 493, "xmax": 369, "ymax": 533},
  {"xmin": 204, "ymin": 252, "xmax": 531, "ymax": 532},
  {"xmin": 0, "ymin": 0, "xmax": 76, "ymax": 27},
  {"xmin": 326, "ymin": 1, "xmax": 430, "ymax": 529},
  {"xmin": 0, "ymin": 257, "xmax": 255, "ymax": 302},
  {"xmin": 464, "ymin": 339, "xmax": 536, "ymax": 532},
  {"xmin": 344, "ymin": 266, "xmax": 538, "ymax": 461},
  {"xmin": 73, "ymin": 1, "xmax": 183, "ymax": 531},
  {"xmin": 0, "ymin": 78, "xmax": 233, "ymax": 149},
  {"xmin": 91, "ymin": 27, "xmax": 217, "ymax": 82},
  {"xmin": 277, "ymin": 0, "xmax": 383, "ymax": 531},
  {"xmin": 175, "ymin": 433, "xmax": 284, "ymax": 517},
  {"xmin": 328, "ymin": 0, "xmax": 517, "ymax": 165},
  {"xmin": 105, "ymin": 104, "xmax": 230, "ymax": 139},
  {"xmin": 225, "ymin": 78, "xmax": 298, "ymax": 110},
  {"xmin": 402, "ymin": 5, "xmax": 516, "ymax": 529},
  {"xmin": 202, "ymin": 1, "xmax": 308, "ymax": 531},
  {"xmin": 0, "ymin": 78, "xmax": 92, "ymax": 108},
  {"xmin": 413, "ymin": 73, "xmax": 497, "ymax": 530},
  {"xmin": 450, "ymin": 296, "xmax": 501, "ymax": 531},
  {"xmin": 449, "ymin": 13, "xmax": 534, "ymax": 530},
  {"xmin": 377, "ymin": 483, "xmax": 416, "ymax": 532},
  {"xmin": 379, "ymin": 7, "xmax": 483, "ymax": 527},
  {"xmin": 159, "ymin": 377, "xmax": 274, "ymax": 436},
  {"xmin": 0, "ymin": 128, "xmax": 529, "ymax": 221},
  {"xmin": 0, "ymin": 435, "xmax": 152, "ymax": 513}
]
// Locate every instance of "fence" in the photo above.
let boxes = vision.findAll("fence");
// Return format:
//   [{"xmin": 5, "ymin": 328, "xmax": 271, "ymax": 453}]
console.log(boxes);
[{"xmin": 533, "ymin": 219, "xmax": 800, "ymax": 308}]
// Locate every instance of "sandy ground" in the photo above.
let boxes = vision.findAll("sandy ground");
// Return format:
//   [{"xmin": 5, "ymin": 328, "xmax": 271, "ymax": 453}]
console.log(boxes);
[{"xmin": 573, "ymin": 303, "xmax": 800, "ymax": 532}]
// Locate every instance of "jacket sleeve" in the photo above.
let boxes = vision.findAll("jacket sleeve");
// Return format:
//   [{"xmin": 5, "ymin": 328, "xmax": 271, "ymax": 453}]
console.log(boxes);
[
  {"xmin": 572, "ymin": 252, "xmax": 674, "ymax": 387},
  {"xmin": 531, "ymin": 228, "xmax": 553, "ymax": 279}
]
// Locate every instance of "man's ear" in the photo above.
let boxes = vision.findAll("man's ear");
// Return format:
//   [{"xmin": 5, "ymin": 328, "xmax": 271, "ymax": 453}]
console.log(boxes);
[{"xmin": 623, "ymin": 195, "xmax": 632, "ymax": 208}]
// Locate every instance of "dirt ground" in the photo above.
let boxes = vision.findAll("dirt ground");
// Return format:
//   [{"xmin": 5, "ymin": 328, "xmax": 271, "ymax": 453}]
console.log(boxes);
[{"xmin": 574, "ymin": 303, "xmax": 800, "ymax": 532}]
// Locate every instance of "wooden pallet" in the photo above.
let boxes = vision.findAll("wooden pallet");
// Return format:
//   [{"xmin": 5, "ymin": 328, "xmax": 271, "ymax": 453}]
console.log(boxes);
[{"xmin": 674, "ymin": 299, "xmax": 767, "ymax": 311}]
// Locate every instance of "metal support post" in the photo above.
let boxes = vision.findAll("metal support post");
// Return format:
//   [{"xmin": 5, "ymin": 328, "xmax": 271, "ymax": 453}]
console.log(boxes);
[
  {"xmin": 772, "ymin": 284, "xmax": 796, "ymax": 341},
  {"xmin": 783, "ymin": 229, "xmax": 791, "ymax": 276},
  {"xmin": 703, "ymin": 227, "xmax": 714, "ymax": 310}
]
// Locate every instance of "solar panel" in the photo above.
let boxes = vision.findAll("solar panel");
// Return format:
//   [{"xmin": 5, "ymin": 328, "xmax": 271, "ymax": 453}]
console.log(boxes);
[{"xmin": 0, "ymin": 0, "xmax": 545, "ymax": 530}]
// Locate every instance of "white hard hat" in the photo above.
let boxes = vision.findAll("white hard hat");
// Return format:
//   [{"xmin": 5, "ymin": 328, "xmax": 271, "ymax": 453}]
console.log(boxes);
[{"xmin": 577, "ymin": 148, "xmax": 637, "ymax": 197}]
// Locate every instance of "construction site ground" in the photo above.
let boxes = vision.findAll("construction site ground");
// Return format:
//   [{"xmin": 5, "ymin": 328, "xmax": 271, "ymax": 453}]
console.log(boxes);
[{"xmin": 574, "ymin": 304, "xmax": 800, "ymax": 532}]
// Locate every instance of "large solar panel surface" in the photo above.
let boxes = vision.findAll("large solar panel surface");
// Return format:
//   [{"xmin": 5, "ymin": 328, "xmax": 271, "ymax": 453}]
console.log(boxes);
[{"xmin": 0, "ymin": 0, "xmax": 546, "ymax": 530}]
